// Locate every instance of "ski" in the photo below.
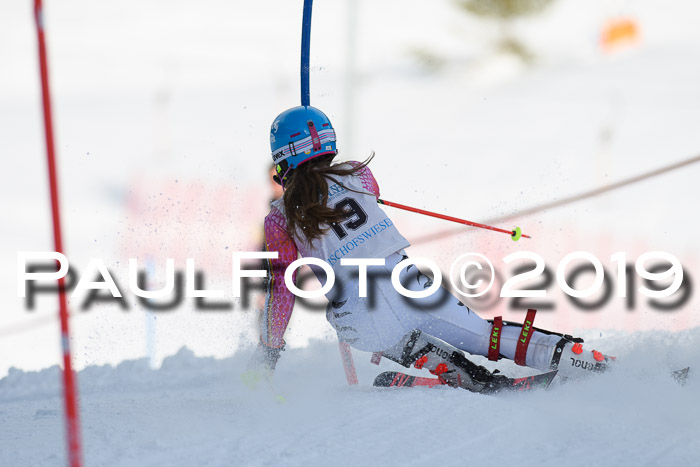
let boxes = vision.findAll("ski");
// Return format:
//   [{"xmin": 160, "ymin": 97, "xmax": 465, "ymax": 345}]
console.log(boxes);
[
  {"xmin": 373, "ymin": 371, "xmax": 444, "ymax": 388},
  {"xmin": 495, "ymin": 370, "xmax": 559, "ymax": 393},
  {"xmin": 373, "ymin": 370, "xmax": 558, "ymax": 393}
]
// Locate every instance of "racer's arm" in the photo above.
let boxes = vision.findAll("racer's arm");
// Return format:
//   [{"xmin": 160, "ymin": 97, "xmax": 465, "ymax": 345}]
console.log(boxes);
[{"xmin": 249, "ymin": 207, "xmax": 298, "ymax": 374}]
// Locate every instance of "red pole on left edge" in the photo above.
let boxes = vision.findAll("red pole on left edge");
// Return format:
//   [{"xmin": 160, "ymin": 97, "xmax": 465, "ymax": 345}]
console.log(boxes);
[{"xmin": 34, "ymin": 2, "xmax": 84, "ymax": 466}]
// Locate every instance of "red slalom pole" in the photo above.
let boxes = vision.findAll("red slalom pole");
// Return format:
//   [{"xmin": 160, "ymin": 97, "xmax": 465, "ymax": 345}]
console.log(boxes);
[
  {"xmin": 338, "ymin": 341, "xmax": 358, "ymax": 385},
  {"xmin": 377, "ymin": 198, "xmax": 530, "ymax": 240},
  {"xmin": 34, "ymin": 2, "xmax": 84, "ymax": 466}
]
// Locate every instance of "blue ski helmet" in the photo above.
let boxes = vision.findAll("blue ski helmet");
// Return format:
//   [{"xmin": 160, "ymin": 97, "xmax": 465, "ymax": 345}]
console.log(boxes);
[{"xmin": 270, "ymin": 106, "xmax": 337, "ymax": 184}]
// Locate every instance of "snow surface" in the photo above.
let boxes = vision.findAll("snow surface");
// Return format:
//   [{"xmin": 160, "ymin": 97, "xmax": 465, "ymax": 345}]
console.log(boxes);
[
  {"xmin": 2, "ymin": 0, "xmax": 700, "ymax": 464},
  {"xmin": 1, "ymin": 328, "xmax": 698, "ymax": 466}
]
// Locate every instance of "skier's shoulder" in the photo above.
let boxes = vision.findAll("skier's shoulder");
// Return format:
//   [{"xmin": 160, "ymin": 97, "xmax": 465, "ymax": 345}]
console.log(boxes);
[
  {"xmin": 333, "ymin": 160, "xmax": 376, "ymax": 184},
  {"xmin": 265, "ymin": 201, "xmax": 287, "ymax": 230},
  {"xmin": 339, "ymin": 159, "xmax": 372, "ymax": 173},
  {"xmin": 334, "ymin": 160, "xmax": 379, "ymax": 196}
]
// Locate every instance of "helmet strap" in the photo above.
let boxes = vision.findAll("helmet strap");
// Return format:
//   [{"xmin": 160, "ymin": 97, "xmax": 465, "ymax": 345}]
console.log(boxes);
[
  {"xmin": 279, "ymin": 166, "xmax": 292, "ymax": 191},
  {"xmin": 307, "ymin": 120, "xmax": 322, "ymax": 151}
]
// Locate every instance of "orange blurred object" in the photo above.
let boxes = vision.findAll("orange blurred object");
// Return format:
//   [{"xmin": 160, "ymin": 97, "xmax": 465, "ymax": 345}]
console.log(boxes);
[{"xmin": 601, "ymin": 17, "xmax": 640, "ymax": 52}]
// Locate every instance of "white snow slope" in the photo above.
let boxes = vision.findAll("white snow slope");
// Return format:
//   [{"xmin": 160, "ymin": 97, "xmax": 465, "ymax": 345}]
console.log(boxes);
[{"xmin": 1, "ymin": 328, "xmax": 698, "ymax": 467}]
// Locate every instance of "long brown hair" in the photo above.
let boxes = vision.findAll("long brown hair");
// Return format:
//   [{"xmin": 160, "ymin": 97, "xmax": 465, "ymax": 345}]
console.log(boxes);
[{"xmin": 282, "ymin": 154, "xmax": 374, "ymax": 243}]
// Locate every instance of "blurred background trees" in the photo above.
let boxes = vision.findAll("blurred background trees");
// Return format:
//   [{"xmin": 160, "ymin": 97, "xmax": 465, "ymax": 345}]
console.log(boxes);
[{"xmin": 454, "ymin": 0, "xmax": 556, "ymax": 62}]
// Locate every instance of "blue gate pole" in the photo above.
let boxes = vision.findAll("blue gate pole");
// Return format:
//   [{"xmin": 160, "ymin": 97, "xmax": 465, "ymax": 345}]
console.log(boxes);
[{"xmin": 300, "ymin": 0, "xmax": 313, "ymax": 106}]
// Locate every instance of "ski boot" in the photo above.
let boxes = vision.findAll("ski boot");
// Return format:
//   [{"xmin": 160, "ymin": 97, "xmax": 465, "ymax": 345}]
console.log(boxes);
[
  {"xmin": 383, "ymin": 330, "xmax": 522, "ymax": 394},
  {"xmin": 549, "ymin": 337, "xmax": 615, "ymax": 380}
]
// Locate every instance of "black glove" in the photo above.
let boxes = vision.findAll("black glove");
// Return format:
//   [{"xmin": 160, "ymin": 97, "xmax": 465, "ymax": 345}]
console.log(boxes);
[{"xmin": 246, "ymin": 340, "xmax": 285, "ymax": 376}]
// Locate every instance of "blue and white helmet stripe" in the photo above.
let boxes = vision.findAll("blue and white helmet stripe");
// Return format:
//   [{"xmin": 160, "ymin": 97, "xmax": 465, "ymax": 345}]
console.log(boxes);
[{"xmin": 271, "ymin": 128, "xmax": 336, "ymax": 165}]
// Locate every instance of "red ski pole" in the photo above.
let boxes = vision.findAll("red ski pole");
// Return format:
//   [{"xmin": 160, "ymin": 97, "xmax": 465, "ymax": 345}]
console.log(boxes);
[
  {"xmin": 377, "ymin": 199, "xmax": 529, "ymax": 241},
  {"xmin": 34, "ymin": 2, "xmax": 84, "ymax": 466}
]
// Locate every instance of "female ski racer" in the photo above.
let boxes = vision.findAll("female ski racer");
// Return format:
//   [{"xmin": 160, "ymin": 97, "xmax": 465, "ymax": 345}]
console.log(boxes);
[{"xmin": 247, "ymin": 105, "xmax": 614, "ymax": 393}]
